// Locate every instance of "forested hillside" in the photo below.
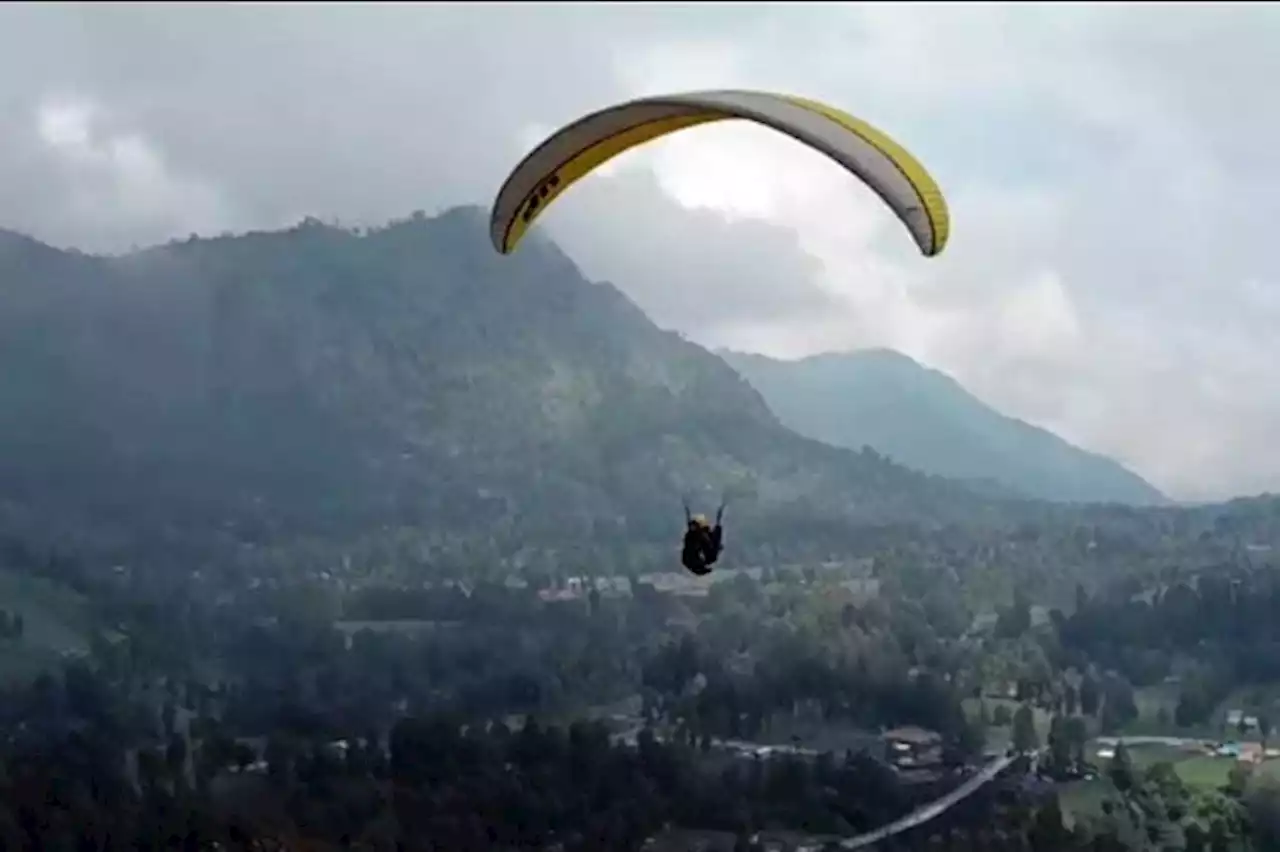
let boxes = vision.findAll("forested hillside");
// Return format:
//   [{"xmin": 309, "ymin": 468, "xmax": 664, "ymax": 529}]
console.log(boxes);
[
  {"xmin": 0, "ymin": 208, "xmax": 1023, "ymax": 576},
  {"xmin": 2, "ymin": 212, "xmax": 1280, "ymax": 851},
  {"xmin": 721, "ymin": 349, "xmax": 1166, "ymax": 506}
]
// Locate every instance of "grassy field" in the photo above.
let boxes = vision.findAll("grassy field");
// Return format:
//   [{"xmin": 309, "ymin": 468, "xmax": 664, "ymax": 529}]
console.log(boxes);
[
  {"xmin": 1123, "ymin": 742, "xmax": 1195, "ymax": 767},
  {"xmin": 1134, "ymin": 684, "xmax": 1180, "ymax": 722},
  {"xmin": 1120, "ymin": 683, "xmax": 1280, "ymax": 739},
  {"xmin": 1094, "ymin": 740, "xmax": 1280, "ymax": 792},
  {"xmin": 757, "ymin": 717, "xmax": 881, "ymax": 754},
  {"xmin": 1062, "ymin": 744, "xmax": 1236, "ymax": 826},
  {"xmin": 1117, "ymin": 742, "xmax": 1229, "ymax": 788},
  {"xmin": 1125, "ymin": 681, "xmax": 1280, "ymax": 740},
  {"xmin": 1220, "ymin": 683, "xmax": 1280, "ymax": 710},
  {"xmin": 1058, "ymin": 778, "xmax": 1118, "ymax": 828},
  {"xmin": 963, "ymin": 697, "xmax": 1053, "ymax": 749},
  {"xmin": 0, "ymin": 569, "xmax": 93, "ymax": 683},
  {"xmin": 332, "ymin": 619, "xmax": 458, "ymax": 637},
  {"xmin": 1172, "ymin": 756, "xmax": 1233, "ymax": 789},
  {"xmin": 1119, "ymin": 684, "xmax": 1223, "ymax": 738},
  {"xmin": 1214, "ymin": 683, "xmax": 1280, "ymax": 730}
]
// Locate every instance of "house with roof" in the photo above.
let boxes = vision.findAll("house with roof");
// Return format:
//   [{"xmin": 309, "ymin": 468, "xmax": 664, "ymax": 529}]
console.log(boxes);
[{"xmin": 884, "ymin": 726, "xmax": 943, "ymax": 768}]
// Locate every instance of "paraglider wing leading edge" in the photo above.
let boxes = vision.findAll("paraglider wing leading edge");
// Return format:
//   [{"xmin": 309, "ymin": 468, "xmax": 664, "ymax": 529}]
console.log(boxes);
[{"xmin": 489, "ymin": 89, "xmax": 950, "ymax": 258}]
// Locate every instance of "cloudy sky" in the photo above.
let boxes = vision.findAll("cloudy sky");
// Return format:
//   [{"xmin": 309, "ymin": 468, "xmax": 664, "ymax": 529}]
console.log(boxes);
[{"xmin": 0, "ymin": 3, "xmax": 1277, "ymax": 501}]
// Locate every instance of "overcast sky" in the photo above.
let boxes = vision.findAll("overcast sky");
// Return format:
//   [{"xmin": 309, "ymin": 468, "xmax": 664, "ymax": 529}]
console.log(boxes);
[{"xmin": 0, "ymin": 3, "xmax": 1276, "ymax": 501}]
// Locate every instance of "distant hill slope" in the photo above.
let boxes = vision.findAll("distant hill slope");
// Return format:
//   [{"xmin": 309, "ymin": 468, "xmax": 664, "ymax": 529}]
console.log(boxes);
[
  {"xmin": 0, "ymin": 210, "xmax": 1034, "ymax": 575},
  {"xmin": 0, "ymin": 569, "xmax": 92, "ymax": 685},
  {"xmin": 719, "ymin": 348, "xmax": 1167, "ymax": 506}
]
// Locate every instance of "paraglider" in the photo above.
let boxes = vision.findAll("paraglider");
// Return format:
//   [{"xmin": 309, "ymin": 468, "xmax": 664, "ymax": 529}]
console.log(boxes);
[
  {"xmin": 681, "ymin": 501, "xmax": 725, "ymax": 577},
  {"xmin": 489, "ymin": 88, "xmax": 951, "ymax": 259},
  {"xmin": 489, "ymin": 90, "xmax": 951, "ymax": 576}
]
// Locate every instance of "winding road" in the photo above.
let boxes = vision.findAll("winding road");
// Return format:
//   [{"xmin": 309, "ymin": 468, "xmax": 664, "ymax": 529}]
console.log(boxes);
[
  {"xmin": 798, "ymin": 751, "xmax": 1025, "ymax": 851},
  {"xmin": 613, "ymin": 720, "xmax": 1033, "ymax": 851},
  {"xmin": 803, "ymin": 736, "xmax": 1224, "ymax": 849}
]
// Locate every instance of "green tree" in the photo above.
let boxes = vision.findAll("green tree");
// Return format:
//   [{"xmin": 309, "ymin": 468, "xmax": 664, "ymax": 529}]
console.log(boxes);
[
  {"xmin": 1108, "ymin": 741, "xmax": 1135, "ymax": 793},
  {"xmin": 1080, "ymin": 675, "xmax": 1101, "ymax": 717},
  {"xmin": 1029, "ymin": 798, "xmax": 1069, "ymax": 850},
  {"xmin": 1046, "ymin": 715, "xmax": 1072, "ymax": 773},
  {"xmin": 1012, "ymin": 704, "xmax": 1038, "ymax": 753},
  {"xmin": 1064, "ymin": 716, "xmax": 1089, "ymax": 766},
  {"xmin": 1227, "ymin": 761, "xmax": 1253, "ymax": 797},
  {"xmin": 1247, "ymin": 774, "xmax": 1280, "ymax": 849}
]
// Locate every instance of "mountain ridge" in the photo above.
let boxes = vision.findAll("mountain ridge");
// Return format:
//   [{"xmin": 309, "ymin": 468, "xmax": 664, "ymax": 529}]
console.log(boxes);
[
  {"xmin": 0, "ymin": 207, "xmax": 1036, "ymax": 575},
  {"xmin": 718, "ymin": 347, "xmax": 1167, "ymax": 506}
]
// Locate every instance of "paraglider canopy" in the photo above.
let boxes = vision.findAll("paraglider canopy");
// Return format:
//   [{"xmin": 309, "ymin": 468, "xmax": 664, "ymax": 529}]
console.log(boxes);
[{"xmin": 490, "ymin": 89, "xmax": 950, "ymax": 259}]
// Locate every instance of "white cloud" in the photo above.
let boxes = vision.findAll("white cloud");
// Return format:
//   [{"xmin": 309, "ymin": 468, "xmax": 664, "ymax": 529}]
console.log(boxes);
[
  {"xmin": 555, "ymin": 5, "xmax": 1280, "ymax": 500},
  {"xmin": 32, "ymin": 95, "xmax": 232, "ymax": 249}
]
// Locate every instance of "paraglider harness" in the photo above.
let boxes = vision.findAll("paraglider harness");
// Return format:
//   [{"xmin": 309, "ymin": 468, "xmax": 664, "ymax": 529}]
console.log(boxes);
[{"xmin": 681, "ymin": 500, "xmax": 725, "ymax": 577}]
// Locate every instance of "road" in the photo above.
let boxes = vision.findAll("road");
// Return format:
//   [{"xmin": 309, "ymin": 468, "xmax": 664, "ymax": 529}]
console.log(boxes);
[
  {"xmin": 612, "ymin": 722, "xmax": 1032, "ymax": 852},
  {"xmin": 797, "ymin": 751, "xmax": 1026, "ymax": 852},
  {"xmin": 1093, "ymin": 735, "xmax": 1209, "ymax": 748},
  {"xmin": 609, "ymin": 726, "xmax": 823, "ymax": 758}
]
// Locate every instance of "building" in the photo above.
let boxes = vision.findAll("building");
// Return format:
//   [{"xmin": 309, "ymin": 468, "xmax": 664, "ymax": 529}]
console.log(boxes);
[{"xmin": 884, "ymin": 726, "xmax": 943, "ymax": 768}]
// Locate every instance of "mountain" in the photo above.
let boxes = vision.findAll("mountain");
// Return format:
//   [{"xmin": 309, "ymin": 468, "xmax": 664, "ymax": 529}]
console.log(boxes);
[
  {"xmin": 0, "ymin": 209, "xmax": 1033, "ymax": 576},
  {"xmin": 719, "ymin": 348, "xmax": 1167, "ymax": 506}
]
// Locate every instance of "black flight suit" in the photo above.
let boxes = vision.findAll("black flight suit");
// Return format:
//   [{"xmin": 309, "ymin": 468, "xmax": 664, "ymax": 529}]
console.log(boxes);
[{"xmin": 680, "ymin": 517, "xmax": 724, "ymax": 576}]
